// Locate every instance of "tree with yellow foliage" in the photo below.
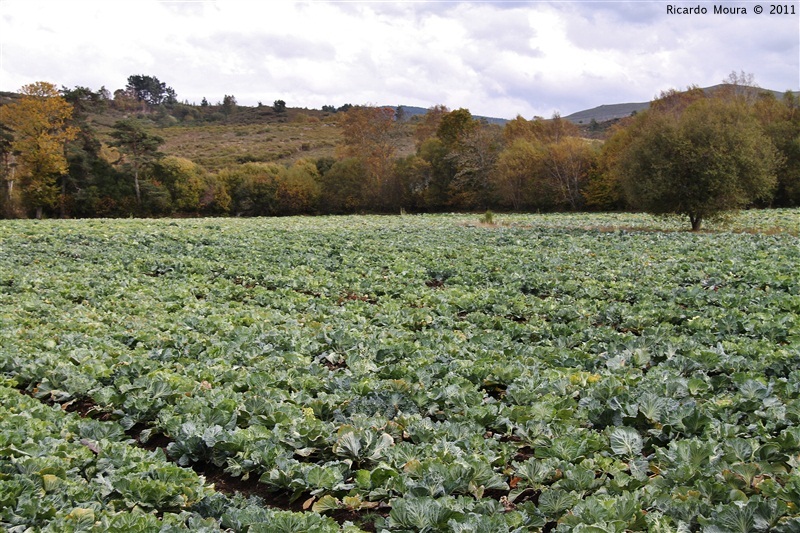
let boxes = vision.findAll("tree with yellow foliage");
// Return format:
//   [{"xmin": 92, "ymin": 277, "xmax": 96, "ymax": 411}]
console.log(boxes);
[
  {"xmin": 0, "ymin": 82, "xmax": 77, "ymax": 218},
  {"xmin": 494, "ymin": 114, "xmax": 594, "ymax": 211}
]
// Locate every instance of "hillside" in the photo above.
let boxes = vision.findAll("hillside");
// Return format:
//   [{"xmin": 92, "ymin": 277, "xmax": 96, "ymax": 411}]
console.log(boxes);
[
  {"xmin": 564, "ymin": 101, "xmax": 649, "ymax": 124},
  {"xmin": 395, "ymin": 105, "xmax": 508, "ymax": 126},
  {"xmin": 76, "ymin": 104, "xmax": 419, "ymax": 173},
  {"xmin": 4, "ymin": 84, "xmax": 795, "ymax": 173},
  {"xmin": 564, "ymin": 85, "xmax": 799, "ymax": 124}
]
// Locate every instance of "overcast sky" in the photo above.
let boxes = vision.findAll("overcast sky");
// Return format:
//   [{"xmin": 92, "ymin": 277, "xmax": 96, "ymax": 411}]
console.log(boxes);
[{"xmin": 1, "ymin": 0, "xmax": 797, "ymax": 119}]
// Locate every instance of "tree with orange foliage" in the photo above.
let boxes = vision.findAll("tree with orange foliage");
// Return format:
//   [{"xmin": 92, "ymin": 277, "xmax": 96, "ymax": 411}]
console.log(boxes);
[
  {"xmin": 413, "ymin": 105, "xmax": 449, "ymax": 149},
  {"xmin": 753, "ymin": 91, "xmax": 800, "ymax": 206},
  {"xmin": 448, "ymin": 124, "xmax": 503, "ymax": 209},
  {"xmin": 583, "ymin": 121, "xmax": 632, "ymax": 210},
  {"xmin": 338, "ymin": 106, "xmax": 400, "ymax": 209},
  {"xmin": 0, "ymin": 82, "xmax": 78, "ymax": 218}
]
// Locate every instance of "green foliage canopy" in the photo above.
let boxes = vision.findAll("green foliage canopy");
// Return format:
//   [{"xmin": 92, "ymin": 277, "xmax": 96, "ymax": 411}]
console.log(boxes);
[
  {"xmin": 109, "ymin": 119, "xmax": 165, "ymax": 205},
  {"xmin": 618, "ymin": 97, "xmax": 780, "ymax": 230},
  {"xmin": 126, "ymin": 74, "xmax": 177, "ymax": 107}
]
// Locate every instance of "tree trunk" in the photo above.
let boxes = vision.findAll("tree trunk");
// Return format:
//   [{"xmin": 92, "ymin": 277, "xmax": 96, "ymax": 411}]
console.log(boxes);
[
  {"xmin": 7, "ymin": 162, "xmax": 15, "ymax": 196},
  {"xmin": 35, "ymin": 206, "xmax": 43, "ymax": 219},
  {"xmin": 133, "ymin": 168, "xmax": 141, "ymax": 204},
  {"xmin": 60, "ymin": 177, "xmax": 66, "ymax": 218}
]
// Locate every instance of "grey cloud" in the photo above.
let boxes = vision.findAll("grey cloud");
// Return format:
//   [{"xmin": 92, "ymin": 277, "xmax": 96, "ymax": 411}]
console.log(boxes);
[
  {"xmin": 188, "ymin": 32, "xmax": 336, "ymax": 62},
  {"xmin": 461, "ymin": 6, "xmax": 541, "ymax": 55},
  {"xmin": 563, "ymin": 1, "xmax": 665, "ymax": 26}
]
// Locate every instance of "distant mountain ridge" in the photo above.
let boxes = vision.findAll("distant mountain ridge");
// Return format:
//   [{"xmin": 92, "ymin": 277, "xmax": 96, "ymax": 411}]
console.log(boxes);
[
  {"xmin": 393, "ymin": 105, "xmax": 509, "ymax": 125},
  {"xmin": 563, "ymin": 101, "xmax": 649, "ymax": 124},
  {"xmin": 563, "ymin": 85, "xmax": 799, "ymax": 124},
  {"xmin": 392, "ymin": 85, "xmax": 800, "ymax": 127}
]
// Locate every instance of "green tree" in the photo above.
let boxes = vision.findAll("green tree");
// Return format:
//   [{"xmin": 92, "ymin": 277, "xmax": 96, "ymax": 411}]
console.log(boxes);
[
  {"xmin": 393, "ymin": 154, "xmax": 433, "ymax": 211},
  {"xmin": 417, "ymin": 137, "xmax": 452, "ymax": 210},
  {"xmin": 126, "ymin": 75, "xmax": 176, "ymax": 109},
  {"xmin": 0, "ymin": 81, "xmax": 78, "ymax": 218},
  {"xmin": 437, "ymin": 108, "xmax": 478, "ymax": 149},
  {"xmin": 276, "ymin": 159, "xmax": 321, "ymax": 215},
  {"xmin": 109, "ymin": 119, "xmax": 164, "ymax": 205},
  {"xmin": 407, "ymin": 108, "xmax": 480, "ymax": 210},
  {"xmin": 222, "ymin": 95, "xmax": 237, "ymax": 116},
  {"xmin": 618, "ymin": 97, "xmax": 779, "ymax": 230},
  {"xmin": 60, "ymin": 85, "xmax": 106, "ymax": 115},
  {"xmin": 318, "ymin": 157, "xmax": 366, "ymax": 213},
  {"xmin": 274, "ymin": 100, "xmax": 287, "ymax": 113},
  {"xmin": 221, "ymin": 162, "xmax": 283, "ymax": 216},
  {"xmin": 153, "ymin": 156, "xmax": 205, "ymax": 212},
  {"xmin": 65, "ymin": 125, "xmax": 128, "ymax": 217},
  {"xmin": 165, "ymin": 158, "xmax": 231, "ymax": 215}
]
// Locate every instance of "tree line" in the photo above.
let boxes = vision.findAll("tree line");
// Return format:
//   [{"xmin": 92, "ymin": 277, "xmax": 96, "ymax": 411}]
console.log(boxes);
[{"xmin": 1, "ymin": 74, "xmax": 798, "ymax": 228}]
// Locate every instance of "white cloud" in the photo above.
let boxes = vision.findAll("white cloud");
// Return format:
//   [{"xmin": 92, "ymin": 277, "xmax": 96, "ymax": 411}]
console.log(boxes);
[{"xmin": 1, "ymin": 0, "xmax": 797, "ymax": 119}]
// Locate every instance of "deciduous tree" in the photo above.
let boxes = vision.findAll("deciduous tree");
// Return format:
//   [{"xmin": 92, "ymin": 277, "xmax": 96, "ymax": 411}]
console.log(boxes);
[
  {"xmin": 496, "ymin": 113, "xmax": 595, "ymax": 211},
  {"xmin": 0, "ymin": 122, "xmax": 15, "ymax": 212},
  {"xmin": 492, "ymin": 138, "xmax": 544, "ymax": 210},
  {"xmin": 318, "ymin": 157, "xmax": 366, "ymax": 213},
  {"xmin": 619, "ymin": 97, "xmax": 779, "ymax": 230},
  {"xmin": 416, "ymin": 137, "xmax": 452, "ymax": 210},
  {"xmin": 339, "ymin": 106, "xmax": 399, "ymax": 209},
  {"xmin": 537, "ymin": 113, "xmax": 580, "ymax": 144},
  {"xmin": 448, "ymin": 124, "xmax": 503, "ymax": 209},
  {"xmin": 414, "ymin": 105, "xmax": 449, "ymax": 149},
  {"xmin": 222, "ymin": 95, "xmax": 237, "ymax": 116},
  {"xmin": 754, "ymin": 91, "xmax": 800, "ymax": 206},
  {"xmin": 276, "ymin": 160, "xmax": 321, "ymax": 215},
  {"xmin": 436, "ymin": 108, "xmax": 478, "ymax": 149},
  {"xmin": 153, "ymin": 156, "xmax": 205, "ymax": 212},
  {"xmin": 0, "ymin": 81, "xmax": 78, "ymax": 218},
  {"xmin": 393, "ymin": 154, "xmax": 433, "ymax": 211},
  {"xmin": 420, "ymin": 108, "xmax": 482, "ymax": 209},
  {"xmin": 583, "ymin": 122, "xmax": 631, "ymax": 210},
  {"xmin": 542, "ymin": 137, "xmax": 597, "ymax": 210}
]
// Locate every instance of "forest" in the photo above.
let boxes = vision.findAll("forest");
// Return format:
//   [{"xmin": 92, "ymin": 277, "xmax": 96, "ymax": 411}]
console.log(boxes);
[{"xmin": 0, "ymin": 74, "xmax": 798, "ymax": 228}]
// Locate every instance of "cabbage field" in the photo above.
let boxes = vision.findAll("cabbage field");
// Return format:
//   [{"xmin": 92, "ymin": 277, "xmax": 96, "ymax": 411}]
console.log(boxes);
[{"xmin": 1, "ymin": 211, "xmax": 799, "ymax": 532}]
